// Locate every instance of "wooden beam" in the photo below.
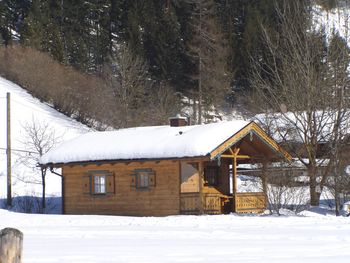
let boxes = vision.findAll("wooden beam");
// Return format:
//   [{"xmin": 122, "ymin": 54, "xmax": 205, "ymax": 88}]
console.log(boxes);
[
  {"xmin": 221, "ymin": 154, "xmax": 250, "ymax": 159},
  {"xmin": 237, "ymin": 155, "xmax": 250, "ymax": 159},
  {"xmin": 229, "ymin": 148, "xmax": 234, "ymax": 155}
]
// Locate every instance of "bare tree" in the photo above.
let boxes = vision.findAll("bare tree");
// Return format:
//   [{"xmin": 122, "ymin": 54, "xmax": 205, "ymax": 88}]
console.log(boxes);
[
  {"xmin": 186, "ymin": 0, "xmax": 231, "ymax": 124},
  {"xmin": 264, "ymin": 168, "xmax": 309, "ymax": 215},
  {"xmin": 105, "ymin": 43, "xmax": 151, "ymax": 128},
  {"xmin": 18, "ymin": 119, "xmax": 61, "ymax": 213},
  {"xmin": 148, "ymin": 80, "xmax": 182, "ymax": 125},
  {"xmin": 251, "ymin": 1, "xmax": 350, "ymax": 207}
]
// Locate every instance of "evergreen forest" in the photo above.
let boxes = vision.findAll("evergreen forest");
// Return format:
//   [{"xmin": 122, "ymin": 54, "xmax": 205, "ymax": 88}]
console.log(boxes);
[{"xmin": 0, "ymin": 0, "xmax": 348, "ymax": 128}]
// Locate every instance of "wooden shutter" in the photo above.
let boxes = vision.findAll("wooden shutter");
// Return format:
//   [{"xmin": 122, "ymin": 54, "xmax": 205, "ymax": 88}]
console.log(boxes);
[
  {"xmin": 148, "ymin": 171, "xmax": 156, "ymax": 187},
  {"xmin": 130, "ymin": 173, "xmax": 137, "ymax": 188},
  {"xmin": 106, "ymin": 173, "xmax": 115, "ymax": 194},
  {"xmin": 130, "ymin": 169, "xmax": 155, "ymax": 189},
  {"xmin": 82, "ymin": 175, "xmax": 92, "ymax": 194}
]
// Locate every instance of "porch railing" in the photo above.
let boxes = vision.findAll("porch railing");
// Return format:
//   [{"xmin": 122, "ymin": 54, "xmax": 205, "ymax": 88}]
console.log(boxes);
[
  {"xmin": 180, "ymin": 193, "xmax": 201, "ymax": 214},
  {"xmin": 235, "ymin": 192, "xmax": 266, "ymax": 213},
  {"xmin": 180, "ymin": 192, "xmax": 266, "ymax": 214},
  {"xmin": 180, "ymin": 193, "xmax": 223, "ymax": 214}
]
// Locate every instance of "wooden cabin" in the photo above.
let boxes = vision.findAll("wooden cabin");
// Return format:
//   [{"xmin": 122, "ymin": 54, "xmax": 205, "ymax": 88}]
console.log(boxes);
[{"xmin": 40, "ymin": 117, "xmax": 291, "ymax": 216}]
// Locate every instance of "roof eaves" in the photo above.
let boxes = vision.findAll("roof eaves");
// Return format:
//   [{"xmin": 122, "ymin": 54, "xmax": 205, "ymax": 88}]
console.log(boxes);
[{"xmin": 40, "ymin": 155, "xmax": 211, "ymax": 168}]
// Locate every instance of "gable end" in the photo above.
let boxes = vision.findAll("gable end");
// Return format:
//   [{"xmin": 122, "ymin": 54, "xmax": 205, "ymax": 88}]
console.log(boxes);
[{"xmin": 209, "ymin": 122, "xmax": 292, "ymax": 162}]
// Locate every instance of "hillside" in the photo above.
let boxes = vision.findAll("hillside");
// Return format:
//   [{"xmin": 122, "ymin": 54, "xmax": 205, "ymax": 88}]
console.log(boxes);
[{"xmin": 0, "ymin": 76, "xmax": 90, "ymax": 200}]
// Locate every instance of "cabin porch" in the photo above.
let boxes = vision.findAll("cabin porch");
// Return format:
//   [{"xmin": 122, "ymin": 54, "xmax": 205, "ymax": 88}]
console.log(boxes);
[
  {"xmin": 179, "ymin": 124, "xmax": 291, "ymax": 215},
  {"xmin": 180, "ymin": 157, "xmax": 267, "ymax": 215}
]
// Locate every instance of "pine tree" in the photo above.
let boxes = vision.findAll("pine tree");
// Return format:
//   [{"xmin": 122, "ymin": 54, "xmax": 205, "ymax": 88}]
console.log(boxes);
[
  {"xmin": 1, "ymin": 0, "xmax": 31, "ymax": 46},
  {"xmin": 20, "ymin": 0, "xmax": 46, "ymax": 49},
  {"xmin": 84, "ymin": 0, "xmax": 112, "ymax": 72}
]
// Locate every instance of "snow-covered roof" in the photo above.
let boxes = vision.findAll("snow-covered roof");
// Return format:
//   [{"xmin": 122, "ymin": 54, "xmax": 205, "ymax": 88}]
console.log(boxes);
[{"xmin": 40, "ymin": 120, "xmax": 253, "ymax": 165}]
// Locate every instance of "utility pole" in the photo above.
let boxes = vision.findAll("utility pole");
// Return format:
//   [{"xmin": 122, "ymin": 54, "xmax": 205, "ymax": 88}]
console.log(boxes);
[{"xmin": 7, "ymin": 92, "xmax": 12, "ymax": 207}]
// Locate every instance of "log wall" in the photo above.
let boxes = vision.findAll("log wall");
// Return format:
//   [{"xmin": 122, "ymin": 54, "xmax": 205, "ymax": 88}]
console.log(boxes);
[
  {"xmin": 180, "ymin": 162, "xmax": 200, "ymax": 193},
  {"xmin": 62, "ymin": 160, "xmax": 180, "ymax": 216}
]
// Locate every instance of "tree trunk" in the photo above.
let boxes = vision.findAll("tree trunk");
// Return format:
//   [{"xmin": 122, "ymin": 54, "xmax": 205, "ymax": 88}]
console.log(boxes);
[
  {"xmin": 335, "ymin": 191, "xmax": 340, "ymax": 216},
  {"xmin": 261, "ymin": 162, "xmax": 268, "ymax": 194},
  {"xmin": 0, "ymin": 228, "xmax": 23, "ymax": 263},
  {"xmin": 41, "ymin": 168, "xmax": 46, "ymax": 213},
  {"xmin": 308, "ymin": 165, "xmax": 320, "ymax": 206},
  {"xmin": 192, "ymin": 97, "xmax": 197, "ymax": 124}
]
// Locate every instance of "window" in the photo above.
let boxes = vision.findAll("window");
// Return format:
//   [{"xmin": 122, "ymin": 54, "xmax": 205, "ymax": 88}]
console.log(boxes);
[
  {"xmin": 94, "ymin": 175, "xmax": 106, "ymax": 194},
  {"xmin": 204, "ymin": 166, "xmax": 219, "ymax": 186},
  {"xmin": 138, "ymin": 172, "xmax": 150, "ymax": 188},
  {"xmin": 130, "ymin": 169, "xmax": 156, "ymax": 190},
  {"xmin": 83, "ymin": 170, "xmax": 115, "ymax": 195}
]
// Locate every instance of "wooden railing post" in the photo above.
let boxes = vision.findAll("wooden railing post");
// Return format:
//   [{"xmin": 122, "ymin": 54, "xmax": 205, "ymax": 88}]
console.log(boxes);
[{"xmin": 0, "ymin": 228, "xmax": 23, "ymax": 263}]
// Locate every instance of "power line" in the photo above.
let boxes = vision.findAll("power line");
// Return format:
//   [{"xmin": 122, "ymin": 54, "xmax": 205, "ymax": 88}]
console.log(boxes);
[
  {"xmin": 11, "ymin": 98, "xmax": 55, "ymax": 116},
  {"xmin": 0, "ymin": 147, "xmax": 38, "ymax": 155}
]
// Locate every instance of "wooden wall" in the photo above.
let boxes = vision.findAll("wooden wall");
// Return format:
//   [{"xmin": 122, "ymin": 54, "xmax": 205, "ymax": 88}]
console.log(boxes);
[
  {"xmin": 62, "ymin": 160, "xmax": 180, "ymax": 216},
  {"xmin": 180, "ymin": 162, "xmax": 200, "ymax": 193}
]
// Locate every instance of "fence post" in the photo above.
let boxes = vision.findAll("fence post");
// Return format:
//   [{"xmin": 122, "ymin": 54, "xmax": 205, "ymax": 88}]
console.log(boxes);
[{"xmin": 0, "ymin": 228, "xmax": 23, "ymax": 263}]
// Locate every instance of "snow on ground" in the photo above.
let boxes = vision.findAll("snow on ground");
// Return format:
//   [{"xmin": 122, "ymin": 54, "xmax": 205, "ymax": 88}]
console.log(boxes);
[
  {"xmin": 1, "ymin": 209, "xmax": 350, "ymax": 263},
  {"xmin": 0, "ymin": 76, "xmax": 90, "ymax": 197}
]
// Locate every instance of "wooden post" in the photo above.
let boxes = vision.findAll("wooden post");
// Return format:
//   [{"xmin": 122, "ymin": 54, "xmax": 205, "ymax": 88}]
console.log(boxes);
[
  {"xmin": 233, "ymin": 155, "xmax": 237, "ymax": 212},
  {"xmin": 6, "ymin": 92, "xmax": 12, "ymax": 208},
  {"xmin": 198, "ymin": 161, "xmax": 204, "ymax": 214},
  {"xmin": 232, "ymin": 148, "xmax": 240, "ymax": 213},
  {"xmin": 61, "ymin": 175, "xmax": 65, "ymax": 214},
  {"xmin": 0, "ymin": 228, "xmax": 23, "ymax": 263}
]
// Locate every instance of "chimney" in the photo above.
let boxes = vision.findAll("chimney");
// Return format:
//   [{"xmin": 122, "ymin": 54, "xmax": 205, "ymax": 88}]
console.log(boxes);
[{"xmin": 169, "ymin": 114, "xmax": 188, "ymax": 127}]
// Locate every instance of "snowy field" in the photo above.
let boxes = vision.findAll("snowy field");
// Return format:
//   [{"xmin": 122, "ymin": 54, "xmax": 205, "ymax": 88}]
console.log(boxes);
[{"xmin": 1, "ymin": 209, "xmax": 350, "ymax": 263}]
